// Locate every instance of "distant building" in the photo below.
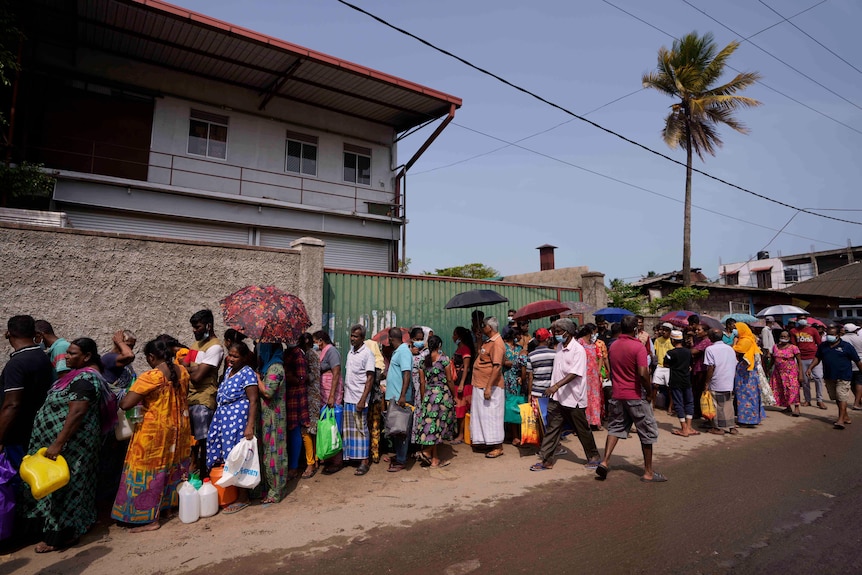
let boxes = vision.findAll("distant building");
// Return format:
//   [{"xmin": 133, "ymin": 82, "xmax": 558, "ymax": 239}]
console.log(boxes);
[
  {"xmin": 719, "ymin": 246, "xmax": 862, "ymax": 290},
  {"xmin": 784, "ymin": 262, "xmax": 862, "ymax": 322},
  {"xmin": 9, "ymin": 0, "xmax": 461, "ymax": 272}
]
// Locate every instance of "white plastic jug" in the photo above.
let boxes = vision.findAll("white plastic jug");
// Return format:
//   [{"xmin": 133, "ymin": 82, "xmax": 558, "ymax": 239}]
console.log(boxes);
[
  {"xmin": 198, "ymin": 478, "xmax": 219, "ymax": 518},
  {"xmin": 114, "ymin": 408, "xmax": 132, "ymax": 440},
  {"xmin": 178, "ymin": 481, "xmax": 200, "ymax": 524}
]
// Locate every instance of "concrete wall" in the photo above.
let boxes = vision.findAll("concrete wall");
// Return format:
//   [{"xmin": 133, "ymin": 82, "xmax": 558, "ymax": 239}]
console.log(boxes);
[
  {"xmin": 0, "ymin": 223, "xmax": 324, "ymax": 373},
  {"xmin": 502, "ymin": 266, "xmax": 607, "ymax": 322}
]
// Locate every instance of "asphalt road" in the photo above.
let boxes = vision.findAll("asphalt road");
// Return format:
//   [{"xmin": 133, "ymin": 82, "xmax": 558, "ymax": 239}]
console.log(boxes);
[{"xmin": 188, "ymin": 414, "xmax": 862, "ymax": 575}]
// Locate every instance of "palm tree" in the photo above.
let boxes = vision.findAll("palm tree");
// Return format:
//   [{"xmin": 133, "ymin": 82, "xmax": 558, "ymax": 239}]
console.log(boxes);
[{"xmin": 643, "ymin": 32, "xmax": 761, "ymax": 286}]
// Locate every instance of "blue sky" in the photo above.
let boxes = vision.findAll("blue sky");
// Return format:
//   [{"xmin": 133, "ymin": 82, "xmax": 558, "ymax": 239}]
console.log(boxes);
[{"xmin": 178, "ymin": 0, "xmax": 862, "ymax": 283}]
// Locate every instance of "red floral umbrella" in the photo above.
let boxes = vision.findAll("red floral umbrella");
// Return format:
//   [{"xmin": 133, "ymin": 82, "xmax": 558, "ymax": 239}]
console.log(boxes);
[
  {"xmin": 512, "ymin": 300, "xmax": 570, "ymax": 322},
  {"xmin": 219, "ymin": 285, "xmax": 311, "ymax": 344},
  {"xmin": 659, "ymin": 310, "xmax": 699, "ymax": 328},
  {"xmin": 371, "ymin": 326, "xmax": 410, "ymax": 347}
]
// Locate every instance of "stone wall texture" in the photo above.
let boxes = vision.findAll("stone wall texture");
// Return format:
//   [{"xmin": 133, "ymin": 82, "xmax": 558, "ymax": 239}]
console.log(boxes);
[{"xmin": 0, "ymin": 223, "xmax": 324, "ymax": 373}]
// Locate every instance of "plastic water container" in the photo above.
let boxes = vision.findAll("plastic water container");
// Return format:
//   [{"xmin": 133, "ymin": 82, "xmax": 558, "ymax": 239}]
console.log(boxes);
[
  {"xmin": 114, "ymin": 408, "xmax": 133, "ymax": 440},
  {"xmin": 19, "ymin": 448, "xmax": 70, "ymax": 500},
  {"xmin": 208, "ymin": 466, "xmax": 237, "ymax": 507},
  {"xmin": 178, "ymin": 481, "xmax": 200, "ymax": 523},
  {"xmin": 198, "ymin": 478, "xmax": 219, "ymax": 518}
]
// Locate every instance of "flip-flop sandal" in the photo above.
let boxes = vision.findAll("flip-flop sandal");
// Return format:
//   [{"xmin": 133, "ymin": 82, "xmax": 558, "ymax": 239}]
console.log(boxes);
[
  {"xmin": 834, "ymin": 422, "xmax": 846, "ymax": 430},
  {"xmin": 595, "ymin": 464, "xmax": 609, "ymax": 480},
  {"xmin": 223, "ymin": 501, "xmax": 250, "ymax": 514},
  {"xmin": 354, "ymin": 464, "xmax": 370, "ymax": 476},
  {"xmin": 448, "ymin": 439, "xmax": 464, "ymax": 445},
  {"xmin": 584, "ymin": 460, "xmax": 601, "ymax": 470},
  {"xmin": 640, "ymin": 472, "xmax": 668, "ymax": 483},
  {"xmin": 530, "ymin": 462, "xmax": 552, "ymax": 472},
  {"xmin": 671, "ymin": 429, "xmax": 688, "ymax": 437},
  {"xmin": 485, "ymin": 450, "xmax": 504, "ymax": 459},
  {"xmin": 301, "ymin": 467, "xmax": 318, "ymax": 479}
]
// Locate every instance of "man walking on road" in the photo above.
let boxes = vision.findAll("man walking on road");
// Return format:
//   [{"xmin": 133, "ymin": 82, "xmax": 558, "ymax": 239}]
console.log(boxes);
[
  {"xmin": 597, "ymin": 315, "xmax": 666, "ymax": 483},
  {"xmin": 704, "ymin": 329, "xmax": 739, "ymax": 436},
  {"xmin": 807, "ymin": 326, "xmax": 862, "ymax": 430},
  {"xmin": 791, "ymin": 318, "xmax": 826, "ymax": 409},
  {"xmin": 529, "ymin": 319, "xmax": 600, "ymax": 472},
  {"xmin": 841, "ymin": 323, "xmax": 862, "ymax": 410}
]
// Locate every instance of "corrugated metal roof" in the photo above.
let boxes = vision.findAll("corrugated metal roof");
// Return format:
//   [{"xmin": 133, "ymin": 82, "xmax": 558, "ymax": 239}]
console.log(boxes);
[
  {"xmin": 37, "ymin": 0, "xmax": 461, "ymax": 131},
  {"xmin": 784, "ymin": 262, "xmax": 862, "ymax": 299}
]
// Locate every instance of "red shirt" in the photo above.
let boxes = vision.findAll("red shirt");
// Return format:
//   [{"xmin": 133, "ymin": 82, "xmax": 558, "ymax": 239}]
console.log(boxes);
[
  {"xmin": 609, "ymin": 334, "xmax": 648, "ymax": 400},
  {"xmin": 790, "ymin": 327, "xmax": 821, "ymax": 360}
]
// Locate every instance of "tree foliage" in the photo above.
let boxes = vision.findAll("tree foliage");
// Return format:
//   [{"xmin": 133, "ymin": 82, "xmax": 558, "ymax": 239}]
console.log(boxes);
[
  {"xmin": 427, "ymin": 263, "xmax": 500, "ymax": 279},
  {"xmin": 647, "ymin": 286, "xmax": 710, "ymax": 314},
  {"xmin": 606, "ymin": 279, "xmax": 645, "ymax": 315}
]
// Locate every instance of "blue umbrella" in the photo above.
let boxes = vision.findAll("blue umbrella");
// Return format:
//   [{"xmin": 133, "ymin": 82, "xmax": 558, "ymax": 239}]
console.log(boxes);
[
  {"xmin": 593, "ymin": 307, "xmax": 636, "ymax": 323},
  {"xmin": 720, "ymin": 313, "xmax": 760, "ymax": 324}
]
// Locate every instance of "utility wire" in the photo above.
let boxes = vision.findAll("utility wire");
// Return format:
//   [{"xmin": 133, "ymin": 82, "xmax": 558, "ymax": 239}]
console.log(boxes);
[
  {"xmin": 681, "ymin": 0, "xmax": 862, "ymax": 111},
  {"xmin": 334, "ymin": 0, "xmax": 862, "ymax": 226},
  {"xmin": 757, "ymin": 0, "xmax": 862, "ymax": 77},
  {"xmin": 722, "ymin": 212, "xmax": 800, "ymax": 276},
  {"xmin": 601, "ymin": 0, "xmax": 862, "ymax": 138},
  {"xmin": 446, "ymin": 121, "xmax": 844, "ymax": 248}
]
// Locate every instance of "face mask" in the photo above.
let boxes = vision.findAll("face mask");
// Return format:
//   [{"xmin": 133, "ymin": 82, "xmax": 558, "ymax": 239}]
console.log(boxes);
[
  {"xmin": 38, "ymin": 341, "xmax": 46, "ymax": 351},
  {"xmin": 312, "ymin": 344, "xmax": 320, "ymax": 351},
  {"xmin": 732, "ymin": 329, "xmax": 738, "ymax": 337},
  {"xmin": 779, "ymin": 338, "xmax": 790, "ymax": 344},
  {"xmin": 555, "ymin": 335, "xmax": 565, "ymax": 344},
  {"xmin": 797, "ymin": 320, "xmax": 808, "ymax": 327},
  {"xmin": 590, "ymin": 333, "xmax": 598, "ymax": 343},
  {"xmin": 826, "ymin": 335, "xmax": 838, "ymax": 343},
  {"xmin": 413, "ymin": 341, "xmax": 425, "ymax": 349},
  {"xmin": 454, "ymin": 339, "xmax": 461, "ymax": 346},
  {"xmin": 482, "ymin": 335, "xmax": 490, "ymax": 343}
]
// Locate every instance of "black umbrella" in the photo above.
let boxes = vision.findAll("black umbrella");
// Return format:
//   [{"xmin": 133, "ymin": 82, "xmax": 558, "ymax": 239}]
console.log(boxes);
[{"xmin": 444, "ymin": 289, "xmax": 508, "ymax": 309}]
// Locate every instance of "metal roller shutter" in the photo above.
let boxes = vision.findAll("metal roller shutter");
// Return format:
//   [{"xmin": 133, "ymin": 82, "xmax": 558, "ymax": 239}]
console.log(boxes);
[
  {"xmin": 64, "ymin": 209, "xmax": 250, "ymax": 245},
  {"xmin": 259, "ymin": 229, "xmax": 390, "ymax": 271}
]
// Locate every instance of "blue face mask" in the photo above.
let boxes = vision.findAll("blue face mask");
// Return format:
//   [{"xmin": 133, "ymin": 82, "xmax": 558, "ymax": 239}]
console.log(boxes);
[
  {"xmin": 312, "ymin": 344, "xmax": 319, "ymax": 351},
  {"xmin": 555, "ymin": 335, "xmax": 566, "ymax": 344},
  {"xmin": 826, "ymin": 335, "xmax": 838, "ymax": 343},
  {"xmin": 413, "ymin": 341, "xmax": 425, "ymax": 349},
  {"xmin": 732, "ymin": 329, "xmax": 738, "ymax": 337}
]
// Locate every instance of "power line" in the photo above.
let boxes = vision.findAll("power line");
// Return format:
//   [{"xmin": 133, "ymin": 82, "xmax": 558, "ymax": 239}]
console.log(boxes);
[
  {"xmin": 334, "ymin": 0, "xmax": 862, "ymax": 226},
  {"xmin": 442, "ymin": 121, "xmax": 845, "ymax": 249},
  {"xmin": 681, "ymin": 0, "xmax": 862, "ymax": 111},
  {"xmin": 601, "ymin": 0, "xmax": 862, "ymax": 138},
  {"xmin": 411, "ymin": 87, "xmax": 644, "ymax": 176},
  {"xmin": 757, "ymin": 0, "xmax": 862, "ymax": 77}
]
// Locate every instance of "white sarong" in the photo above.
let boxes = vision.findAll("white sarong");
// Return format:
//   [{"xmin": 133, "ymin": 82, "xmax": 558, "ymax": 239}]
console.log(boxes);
[{"xmin": 470, "ymin": 386, "xmax": 505, "ymax": 445}]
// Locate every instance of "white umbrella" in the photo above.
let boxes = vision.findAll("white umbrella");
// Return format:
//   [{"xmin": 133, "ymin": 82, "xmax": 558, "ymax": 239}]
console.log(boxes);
[{"xmin": 756, "ymin": 304, "xmax": 808, "ymax": 317}]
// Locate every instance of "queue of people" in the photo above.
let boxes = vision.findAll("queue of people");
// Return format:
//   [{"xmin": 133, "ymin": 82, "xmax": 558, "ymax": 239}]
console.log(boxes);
[{"xmin": 2, "ymin": 308, "xmax": 860, "ymax": 554}]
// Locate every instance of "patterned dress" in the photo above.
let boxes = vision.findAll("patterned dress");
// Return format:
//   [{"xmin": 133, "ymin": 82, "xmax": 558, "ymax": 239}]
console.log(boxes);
[
  {"xmin": 414, "ymin": 353, "xmax": 455, "ymax": 445},
  {"xmin": 305, "ymin": 349, "xmax": 322, "ymax": 434},
  {"xmin": 258, "ymin": 363, "xmax": 288, "ymax": 503},
  {"xmin": 206, "ymin": 365, "xmax": 257, "ymax": 469},
  {"xmin": 503, "ymin": 343, "xmax": 526, "ymax": 424},
  {"xmin": 770, "ymin": 344, "xmax": 801, "ymax": 407},
  {"xmin": 19, "ymin": 370, "xmax": 102, "ymax": 547},
  {"xmin": 581, "ymin": 340, "xmax": 605, "ymax": 426},
  {"xmin": 112, "ymin": 367, "xmax": 192, "ymax": 524},
  {"xmin": 735, "ymin": 356, "xmax": 765, "ymax": 425}
]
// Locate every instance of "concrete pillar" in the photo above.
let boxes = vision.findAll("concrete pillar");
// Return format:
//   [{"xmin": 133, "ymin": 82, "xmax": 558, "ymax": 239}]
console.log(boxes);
[
  {"xmin": 291, "ymin": 236, "xmax": 325, "ymax": 332},
  {"xmin": 580, "ymin": 271, "xmax": 607, "ymax": 323}
]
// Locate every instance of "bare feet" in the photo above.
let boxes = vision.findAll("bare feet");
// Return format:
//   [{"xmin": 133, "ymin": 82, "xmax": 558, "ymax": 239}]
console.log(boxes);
[
  {"xmin": 129, "ymin": 521, "xmax": 161, "ymax": 533},
  {"xmin": 34, "ymin": 542, "xmax": 56, "ymax": 553}
]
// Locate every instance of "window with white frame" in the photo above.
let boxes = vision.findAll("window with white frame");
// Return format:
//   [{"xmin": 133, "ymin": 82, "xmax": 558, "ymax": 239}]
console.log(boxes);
[
  {"xmin": 285, "ymin": 131, "xmax": 318, "ymax": 176},
  {"xmin": 343, "ymin": 144, "xmax": 371, "ymax": 185},
  {"xmin": 188, "ymin": 109, "xmax": 228, "ymax": 160},
  {"xmin": 784, "ymin": 267, "xmax": 799, "ymax": 283}
]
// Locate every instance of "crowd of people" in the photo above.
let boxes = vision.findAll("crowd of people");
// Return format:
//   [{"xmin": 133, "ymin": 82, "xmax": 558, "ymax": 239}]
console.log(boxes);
[{"xmin": 1, "ymin": 306, "xmax": 861, "ymax": 554}]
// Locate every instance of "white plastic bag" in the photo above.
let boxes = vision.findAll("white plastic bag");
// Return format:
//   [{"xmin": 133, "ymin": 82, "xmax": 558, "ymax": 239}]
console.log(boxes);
[{"xmin": 216, "ymin": 438, "xmax": 260, "ymax": 489}]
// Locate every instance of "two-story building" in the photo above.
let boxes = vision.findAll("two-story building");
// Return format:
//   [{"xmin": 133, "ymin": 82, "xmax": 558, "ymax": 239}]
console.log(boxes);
[
  {"xmin": 719, "ymin": 246, "xmax": 862, "ymax": 290},
  {"xmin": 8, "ymin": 0, "xmax": 461, "ymax": 271}
]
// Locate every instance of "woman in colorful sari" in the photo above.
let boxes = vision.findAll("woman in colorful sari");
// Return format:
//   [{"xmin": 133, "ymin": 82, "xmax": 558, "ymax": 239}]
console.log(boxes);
[
  {"xmin": 578, "ymin": 323, "xmax": 605, "ymax": 430},
  {"xmin": 312, "ymin": 331, "xmax": 342, "ymax": 474},
  {"xmin": 414, "ymin": 335, "xmax": 456, "ymax": 467},
  {"xmin": 733, "ymin": 323, "xmax": 765, "ymax": 426},
  {"xmin": 19, "ymin": 338, "xmax": 105, "ymax": 553},
  {"xmin": 256, "ymin": 343, "xmax": 288, "ymax": 504},
  {"xmin": 299, "ymin": 333, "xmax": 322, "ymax": 478},
  {"xmin": 111, "ymin": 338, "xmax": 191, "ymax": 531},
  {"xmin": 769, "ymin": 330, "xmax": 803, "ymax": 417},
  {"xmin": 206, "ymin": 342, "xmax": 259, "ymax": 514}
]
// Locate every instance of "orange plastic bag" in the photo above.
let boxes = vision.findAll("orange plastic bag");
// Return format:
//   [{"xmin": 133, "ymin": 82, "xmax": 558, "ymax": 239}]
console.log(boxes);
[
  {"xmin": 519, "ymin": 403, "xmax": 540, "ymax": 446},
  {"xmin": 464, "ymin": 412, "xmax": 471, "ymax": 445},
  {"xmin": 700, "ymin": 391, "xmax": 716, "ymax": 420}
]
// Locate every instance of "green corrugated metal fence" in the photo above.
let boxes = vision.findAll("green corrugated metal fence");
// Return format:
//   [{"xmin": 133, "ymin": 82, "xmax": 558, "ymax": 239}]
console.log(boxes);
[{"xmin": 322, "ymin": 269, "xmax": 581, "ymax": 356}]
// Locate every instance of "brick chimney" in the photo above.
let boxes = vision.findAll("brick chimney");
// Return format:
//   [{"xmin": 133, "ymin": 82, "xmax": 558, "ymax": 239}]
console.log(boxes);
[{"xmin": 537, "ymin": 244, "xmax": 557, "ymax": 271}]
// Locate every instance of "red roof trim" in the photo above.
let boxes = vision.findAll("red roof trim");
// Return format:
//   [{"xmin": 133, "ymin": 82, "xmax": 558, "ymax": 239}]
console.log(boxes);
[
  {"xmin": 131, "ymin": 0, "xmax": 462, "ymax": 107},
  {"xmin": 751, "ymin": 266, "xmax": 773, "ymax": 272}
]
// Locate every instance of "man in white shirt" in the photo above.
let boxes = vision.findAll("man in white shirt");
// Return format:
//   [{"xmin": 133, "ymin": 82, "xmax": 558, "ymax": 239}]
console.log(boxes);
[
  {"xmin": 842, "ymin": 323, "xmax": 862, "ymax": 410},
  {"xmin": 342, "ymin": 324, "xmax": 376, "ymax": 476},
  {"xmin": 529, "ymin": 318, "xmax": 600, "ymax": 472},
  {"xmin": 704, "ymin": 329, "xmax": 739, "ymax": 435}
]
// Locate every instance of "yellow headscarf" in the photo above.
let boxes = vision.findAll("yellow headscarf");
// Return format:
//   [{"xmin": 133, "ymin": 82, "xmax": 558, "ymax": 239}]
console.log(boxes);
[{"xmin": 732, "ymin": 323, "xmax": 761, "ymax": 371}]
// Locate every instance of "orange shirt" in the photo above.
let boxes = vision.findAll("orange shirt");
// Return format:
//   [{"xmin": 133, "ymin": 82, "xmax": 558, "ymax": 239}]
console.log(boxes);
[{"xmin": 472, "ymin": 334, "xmax": 505, "ymax": 389}]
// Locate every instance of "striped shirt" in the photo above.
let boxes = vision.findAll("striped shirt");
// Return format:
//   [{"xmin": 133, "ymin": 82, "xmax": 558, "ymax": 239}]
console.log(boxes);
[{"xmin": 526, "ymin": 346, "xmax": 556, "ymax": 396}]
